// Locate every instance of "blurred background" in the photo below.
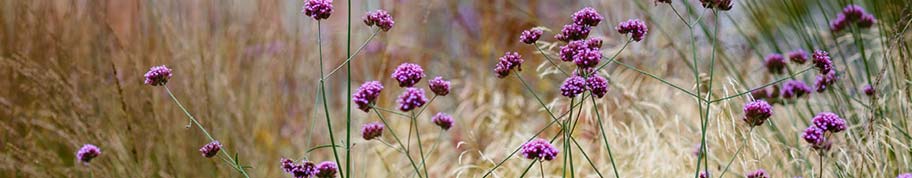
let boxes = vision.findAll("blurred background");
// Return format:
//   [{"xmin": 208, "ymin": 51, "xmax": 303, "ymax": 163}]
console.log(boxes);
[{"xmin": 1, "ymin": 0, "xmax": 910, "ymax": 177}]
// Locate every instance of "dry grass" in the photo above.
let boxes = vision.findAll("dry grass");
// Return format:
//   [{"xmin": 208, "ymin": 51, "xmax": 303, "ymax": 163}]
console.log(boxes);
[{"xmin": 1, "ymin": 0, "xmax": 911, "ymax": 177}]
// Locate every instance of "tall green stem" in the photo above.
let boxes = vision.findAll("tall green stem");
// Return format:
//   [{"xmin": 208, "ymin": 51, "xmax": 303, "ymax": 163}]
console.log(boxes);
[
  {"xmin": 372, "ymin": 109, "xmax": 424, "ymax": 178},
  {"xmin": 317, "ymin": 22, "xmax": 344, "ymax": 178},
  {"xmin": 591, "ymin": 96, "xmax": 620, "ymax": 178},
  {"xmin": 345, "ymin": 0, "xmax": 353, "ymax": 176}
]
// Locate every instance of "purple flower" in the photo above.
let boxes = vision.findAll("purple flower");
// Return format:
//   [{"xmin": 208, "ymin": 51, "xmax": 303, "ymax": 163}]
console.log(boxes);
[
  {"xmin": 494, "ymin": 52, "xmax": 524, "ymax": 78},
  {"xmin": 699, "ymin": 171, "xmax": 710, "ymax": 178},
  {"xmin": 199, "ymin": 141, "xmax": 222, "ymax": 158},
  {"xmin": 692, "ymin": 143, "xmax": 705, "ymax": 157},
  {"xmin": 830, "ymin": 14, "xmax": 848, "ymax": 32},
  {"xmin": 812, "ymin": 50, "xmax": 833, "ymax": 75},
  {"xmin": 361, "ymin": 122, "xmax": 384, "ymax": 140},
  {"xmin": 520, "ymin": 138, "xmax": 559, "ymax": 161},
  {"xmin": 812, "ymin": 112, "xmax": 846, "ymax": 133},
  {"xmin": 787, "ymin": 49, "xmax": 808, "ymax": 64},
  {"xmin": 428, "ymin": 76, "xmax": 451, "ymax": 96},
  {"xmin": 520, "ymin": 28, "xmax": 543, "ymax": 44},
  {"xmin": 76, "ymin": 144, "xmax": 101, "ymax": 164},
  {"xmin": 842, "ymin": 5, "xmax": 866, "ymax": 20},
  {"xmin": 743, "ymin": 100, "xmax": 773, "ymax": 127},
  {"xmin": 144, "ymin": 65, "xmax": 172, "ymax": 86},
  {"xmin": 616, "ymin": 19, "xmax": 648, "ymax": 42},
  {"xmin": 281, "ymin": 158, "xmax": 296, "ymax": 173},
  {"xmin": 781, "ymin": 80, "xmax": 811, "ymax": 99},
  {"xmin": 397, "ymin": 87, "xmax": 427, "ymax": 112},
  {"xmin": 363, "ymin": 10, "xmax": 394, "ymax": 31},
  {"xmin": 293, "ymin": 161, "xmax": 318, "ymax": 178},
  {"xmin": 572, "ymin": 7, "xmax": 603, "ymax": 26},
  {"xmin": 700, "ymin": 0, "xmax": 733, "ymax": 10},
  {"xmin": 814, "ymin": 71, "xmax": 837, "ymax": 93},
  {"xmin": 315, "ymin": 161, "xmax": 338, "ymax": 178},
  {"xmin": 560, "ymin": 75, "xmax": 587, "ymax": 98},
  {"xmin": 391, "ymin": 63, "xmax": 425, "ymax": 87},
  {"xmin": 765, "ymin": 53, "xmax": 787, "ymax": 74},
  {"xmin": 858, "ymin": 14, "xmax": 876, "ymax": 28},
  {"xmin": 432, "ymin": 112, "xmax": 454, "ymax": 130},
  {"xmin": 587, "ymin": 75, "xmax": 609, "ymax": 98},
  {"xmin": 560, "ymin": 40, "xmax": 588, "ymax": 62},
  {"xmin": 353, "ymin": 81, "xmax": 384, "ymax": 112},
  {"xmin": 554, "ymin": 23, "xmax": 591, "ymax": 42},
  {"xmin": 585, "ymin": 38, "xmax": 603, "ymax": 49},
  {"xmin": 573, "ymin": 49, "xmax": 601, "ymax": 69},
  {"xmin": 802, "ymin": 126, "xmax": 825, "ymax": 146},
  {"xmin": 898, "ymin": 173, "xmax": 912, "ymax": 178},
  {"xmin": 302, "ymin": 0, "xmax": 333, "ymax": 20},
  {"xmin": 746, "ymin": 169, "xmax": 769, "ymax": 178},
  {"xmin": 863, "ymin": 84, "xmax": 875, "ymax": 96}
]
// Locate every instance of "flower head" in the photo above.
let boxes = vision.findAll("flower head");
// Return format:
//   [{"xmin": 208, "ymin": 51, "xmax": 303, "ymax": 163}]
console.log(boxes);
[
  {"xmin": 353, "ymin": 81, "xmax": 384, "ymax": 112},
  {"xmin": 802, "ymin": 126, "xmax": 825, "ymax": 146},
  {"xmin": 814, "ymin": 71, "xmax": 837, "ymax": 93},
  {"xmin": 616, "ymin": 19, "xmax": 648, "ymax": 42},
  {"xmin": 746, "ymin": 169, "xmax": 769, "ymax": 178},
  {"xmin": 199, "ymin": 141, "xmax": 222, "ymax": 158},
  {"xmin": 585, "ymin": 38, "xmax": 603, "ymax": 49},
  {"xmin": 303, "ymin": 0, "xmax": 333, "ymax": 20},
  {"xmin": 555, "ymin": 23, "xmax": 592, "ymax": 42},
  {"xmin": 432, "ymin": 112, "xmax": 454, "ymax": 130},
  {"xmin": 560, "ymin": 75, "xmax": 587, "ymax": 98},
  {"xmin": 521, "ymin": 138, "xmax": 559, "ymax": 161},
  {"xmin": 781, "ymin": 80, "xmax": 812, "ymax": 99},
  {"xmin": 700, "ymin": 0, "xmax": 733, "ymax": 11},
  {"xmin": 587, "ymin": 75, "xmax": 609, "ymax": 98},
  {"xmin": 812, "ymin": 50, "xmax": 833, "ymax": 74},
  {"xmin": 572, "ymin": 7, "xmax": 603, "ymax": 26},
  {"xmin": 397, "ymin": 87, "xmax": 427, "ymax": 112},
  {"xmin": 787, "ymin": 49, "xmax": 808, "ymax": 64},
  {"xmin": 361, "ymin": 122, "xmax": 384, "ymax": 140},
  {"xmin": 391, "ymin": 63, "xmax": 425, "ymax": 87},
  {"xmin": 494, "ymin": 52, "xmax": 524, "ymax": 78},
  {"xmin": 573, "ymin": 49, "xmax": 601, "ymax": 69},
  {"xmin": 858, "ymin": 14, "xmax": 876, "ymax": 28},
  {"xmin": 743, "ymin": 100, "xmax": 773, "ymax": 127},
  {"xmin": 281, "ymin": 158, "xmax": 297, "ymax": 173},
  {"xmin": 842, "ymin": 5, "xmax": 866, "ymax": 20},
  {"xmin": 863, "ymin": 84, "xmax": 875, "ymax": 96},
  {"xmin": 560, "ymin": 40, "xmax": 588, "ymax": 62},
  {"xmin": 765, "ymin": 53, "xmax": 787, "ymax": 74},
  {"xmin": 812, "ymin": 112, "xmax": 846, "ymax": 133},
  {"xmin": 144, "ymin": 65, "xmax": 173, "ymax": 86},
  {"xmin": 315, "ymin": 161, "xmax": 338, "ymax": 178},
  {"xmin": 428, "ymin": 76, "xmax": 451, "ymax": 96},
  {"xmin": 699, "ymin": 171, "xmax": 710, "ymax": 178},
  {"xmin": 76, "ymin": 144, "xmax": 101, "ymax": 164},
  {"xmin": 898, "ymin": 173, "xmax": 912, "ymax": 178},
  {"xmin": 830, "ymin": 14, "xmax": 849, "ymax": 32},
  {"xmin": 520, "ymin": 28, "xmax": 543, "ymax": 44},
  {"xmin": 363, "ymin": 10, "xmax": 394, "ymax": 31}
]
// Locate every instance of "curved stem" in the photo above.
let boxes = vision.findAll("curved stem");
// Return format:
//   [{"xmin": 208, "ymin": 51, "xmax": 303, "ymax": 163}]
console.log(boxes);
[
  {"xmin": 316, "ymin": 22, "xmax": 344, "ymax": 178},
  {"xmin": 373, "ymin": 109, "xmax": 424, "ymax": 178},
  {"xmin": 594, "ymin": 39, "xmax": 632, "ymax": 72},
  {"xmin": 591, "ymin": 96, "xmax": 620, "ymax": 178},
  {"xmin": 534, "ymin": 43, "xmax": 569, "ymax": 76},
  {"xmin": 610, "ymin": 59, "xmax": 702, "ymax": 99},
  {"xmin": 323, "ymin": 29, "xmax": 381, "ymax": 78}
]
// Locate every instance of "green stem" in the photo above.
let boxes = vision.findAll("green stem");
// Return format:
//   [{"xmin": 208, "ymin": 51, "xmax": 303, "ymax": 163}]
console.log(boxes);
[
  {"xmin": 594, "ymin": 39, "xmax": 632, "ymax": 72},
  {"xmin": 718, "ymin": 127, "xmax": 755, "ymax": 178},
  {"xmin": 610, "ymin": 59, "xmax": 702, "ymax": 99},
  {"xmin": 412, "ymin": 112, "xmax": 431, "ymax": 177},
  {"xmin": 345, "ymin": 0, "xmax": 353, "ymax": 176},
  {"xmin": 373, "ymin": 109, "xmax": 424, "ymax": 178},
  {"xmin": 570, "ymin": 137, "xmax": 604, "ymax": 178},
  {"xmin": 323, "ymin": 29, "xmax": 381, "ymax": 78},
  {"xmin": 590, "ymin": 96, "xmax": 620, "ymax": 178},
  {"xmin": 317, "ymin": 22, "xmax": 344, "ymax": 178},
  {"xmin": 711, "ymin": 67, "xmax": 814, "ymax": 103},
  {"xmin": 534, "ymin": 43, "xmax": 569, "ymax": 76}
]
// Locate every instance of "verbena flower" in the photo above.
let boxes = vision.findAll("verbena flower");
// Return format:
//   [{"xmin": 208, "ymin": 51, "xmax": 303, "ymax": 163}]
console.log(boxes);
[
  {"xmin": 428, "ymin": 76, "xmax": 451, "ymax": 96},
  {"xmin": 292, "ymin": 161, "xmax": 317, "ymax": 178},
  {"xmin": 555, "ymin": 23, "xmax": 591, "ymax": 42},
  {"xmin": 765, "ymin": 53, "xmax": 787, "ymax": 74},
  {"xmin": 587, "ymin": 74, "xmax": 609, "ymax": 98},
  {"xmin": 812, "ymin": 112, "xmax": 846, "ymax": 133},
  {"xmin": 560, "ymin": 75, "xmax": 587, "ymax": 98},
  {"xmin": 830, "ymin": 14, "xmax": 848, "ymax": 32},
  {"xmin": 353, "ymin": 81, "xmax": 384, "ymax": 112},
  {"xmin": 781, "ymin": 80, "xmax": 811, "ymax": 99},
  {"xmin": 560, "ymin": 40, "xmax": 588, "ymax": 62},
  {"xmin": 315, "ymin": 161, "xmax": 338, "ymax": 178},
  {"xmin": 858, "ymin": 14, "xmax": 876, "ymax": 28},
  {"xmin": 700, "ymin": 0, "xmax": 733, "ymax": 11},
  {"xmin": 144, "ymin": 65, "xmax": 172, "ymax": 86},
  {"xmin": 743, "ymin": 100, "xmax": 773, "ymax": 127},
  {"xmin": 520, "ymin": 138, "xmax": 559, "ymax": 161},
  {"xmin": 76, "ymin": 144, "xmax": 101, "ymax": 164},
  {"xmin": 391, "ymin": 63, "xmax": 425, "ymax": 87},
  {"xmin": 746, "ymin": 169, "xmax": 769, "ymax": 178},
  {"xmin": 862, "ymin": 84, "xmax": 875, "ymax": 96},
  {"xmin": 520, "ymin": 28, "xmax": 543, "ymax": 44},
  {"xmin": 897, "ymin": 173, "xmax": 912, "ymax": 178},
  {"xmin": 573, "ymin": 49, "xmax": 601, "ymax": 69},
  {"xmin": 281, "ymin": 158, "xmax": 297, "ymax": 173},
  {"xmin": 616, "ymin": 19, "xmax": 648, "ymax": 42},
  {"xmin": 397, "ymin": 87, "xmax": 427, "ymax": 112},
  {"xmin": 699, "ymin": 171, "xmax": 710, "ymax": 178},
  {"xmin": 199, "ymin": 141, "xmax": 222, "ymax": 158},
  {"xmin": 572, "ymin": 7, "xmax": 603, "ymax": 26},
  {"xmin": 363, "ymin": 10, "xmax": 394, "ymax": 31},
  {"xmin": 494, "ymin": 52, "xmax": 524, "ymax": 78},
  {"xmin": 802, "ymin": 126, "xmax": 826, "ymax": 146},
  {"xmin": 831, "ymin": 5, "xmax": 876, "ymax": 31},
  {"xmin": 361, "ymin": 122, "xmax": 384, "ymax": 140},
  {"xmin": 585, "ymin": 38, "xmax": 603, "ymax": 49},
  {"xmin": 812, "ymin": 50, "xmax": 833, "ymax": 75},
  {"xmin": 302, "ymin": 0, "xmax": 333, "ymax": 20},
  {"xmin": 842, "ymin": 5, "xmax": 866, "ymax": 20},
  {"xmin": 432, "ymin": 112, "xmax": 454, "ymax": 130},
  {"xmin": 787, "ymin": 49, "xmax": 808, "ymax": 64},
  {"xmin": 814, "ymin": 71, "xmax": 837, "ymax": 93}
]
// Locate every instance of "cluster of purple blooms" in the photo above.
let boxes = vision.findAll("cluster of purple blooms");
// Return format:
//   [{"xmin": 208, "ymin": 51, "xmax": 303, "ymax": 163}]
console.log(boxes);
[
  {"xmin": 616, "ymin": 19, "xmax": 648, "ymax": 42},
  {"xmin": 494, "ymin": 52, "xmax": 524, "ymax": 78},
  {"xmin": 143, "ymin": 65, "xmax": 173, "ymax": 86},
  {"xmin": 76, "ymin": 144, "xmax": 101, "ymax": 164},
  {"xmin": 764, "ymin": 53, "xmax": 787, "ymax": 74},
  {"xmin": 392, "ymin": 63, "xmax": 425, "ymax": 87},
  {"xmin": 862, "ymin": 84, "xmax": 875, "ymax": 96},
  {"xmin": 302, "ymin": 0, "xmax": 333, "ymax": 20},
  {"xmin": 830, "ymin": 5, "xmax": 876, "ymax": 32},
  {"xmin": 428, "ymin": 76, "xmax": 451, "ymax": 96},
  {"xmin": 353, "ymin": 81, "xmax": 384, "ymax": 112},
  {"xmin": 360, "ymin": 122, "xmax": 384, "ymax": 140},
  {"xmin": 781, "ymin": 80, "xmax": 812, "ymax": 99},
  {"xmin": 560, "ymin": 76, "xmax": 587, "ymax": 98},
  {"xmin": 898, "ymin": 173, "xmax": 912, "ymax": 178},
  {"xmin": 363, "ymin": 10, "xmax": 395, "ymax": 31},
  {"xmin": 432, "ymin": 112, "xmax": 454, "ymax": 130},
  {"xmin": 520, "ymin": 138, "xmax": 560, "ymax": 161},
  {"xmin": 787, "ymin": 49, "xmax": 808, "ymax": 64},
  {"xmin": 199, "ymin": 141, "xmax": 223, "ymax": 158},
  {"xmin": 554, "ymin": 7, "xmax": 603, "ymax": 42},
  {"xmin": 812, "ymin": 50, "xmax": 838, "ymax": 92},
  {"xmin": 519, "ymin": 28, "xmax": 543, "ymax": 44},
  {"xmin": 802, "ymin": 112, "xmax": 847, "ymax": 151},
  {"xmin": 559, "ymin": 38, "xmax": 602, "ymax": 62},
  {"xmin": 742, "ymin": 100, "xmax": 774, "ymax": 127},
  {"xmin": 746, "ymin": 169, "xmax": 769, "ymax": 178},
  {"xmin": 281, "ymin": 158, "xmax": 337, "ymax": 178}
]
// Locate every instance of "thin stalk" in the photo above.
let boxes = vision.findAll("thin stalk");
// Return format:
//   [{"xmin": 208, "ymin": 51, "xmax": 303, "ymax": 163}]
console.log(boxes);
[
  {"xmin": 412, "ymin": 112, "xmax": 431, "ymax": 177},
  {"xmin": 570, "ymin": 137, "xmax": 604, "ymax": 178},
  {"xmin": 540, "ymin": 161, "xmax": 545, "ymax": 178},
  {"xmin": 566, "ymin": 97, "xmax": 576, "ymax": 178},
  {"xmin": 373, "ymin": 109, "xmax": 424, "ymax": 178},
  {"xmin": 718, "ymin": 127, "xmax": 755, "ymax": 178},
  {"xmin": 371, "ymin": 106, "xmax": 411, "ymax": 117},
  {"xmin": 323, "ymin": 29, "xmax": 381, "ymax": 78},
  {"xmin": 534, "ymin": 43, "xmax": 569, "ymax": 76},
  {"xmin": 345, "ymin": 0, "xmax": 353, "ymax": 176},
  {"xmin": 699, "ymin": 10, "xmax": 721, "ymax": 175},
  {"xmin": 610, "ymin": 59, "xmax": 703, "ymax": 99},
  {"xmin": 593, "ymin": 39, "xmax": 632, "ymax": 72},
  {"xmin": 711, "ymin": 67, "xmax": 814, "ymax": 103},
  {"xmin": 590, "ymin": 96, "xmax": 620, "ymax": 178},
  {"xmin": 317, "ymin": 22, "xmax": 344, "ymax": 178}
]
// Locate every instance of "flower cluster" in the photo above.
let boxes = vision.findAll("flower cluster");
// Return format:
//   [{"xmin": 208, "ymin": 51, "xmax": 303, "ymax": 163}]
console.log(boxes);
[
  {"xmin": 199, "ymin": 141, "xmax": 222, "ymax": 158},
  {"xmin": 814, "ymin": 71, "xmax": 838, "ymax": 93},
  {"xmin": 314, "ymin": 161, "xmax": 338, "ymax": 178},
  {"xmin": 554, "ymin": 7, "xmax": 603, "ymax": 42},
  {"xmin": 520, "ymin": 28, "xmax": 543, "ymax": 44},
  {"xmin": 802, "ymin": 112, "xmax": 846, "ymax": 151},
  {"xmin": 559, "ymin": 38, "xmax": 601, "ymax": 62},
  {"xmin": 764, "ymin": 53, "xmax": 787, "ymax": 74},
  {"xmin": 586, "ymin": 75, "xmax": 609, "ymax": 98},
  {"xmin": 144, "ymin": 65, "xmax": 173, "ymax": 86},
  {"xmin": 862, "ymin": 84, "xmax": 875, "ymax": 96},
  {"xmin": 699, "ymin": 171, "xmax": 710, "ymax": 178},
  {"xmin": 391, "ymin": 63, "xmax": 425, "ymax": 87},
  {"xmin": 742, "ymin": 100, "xmax": 773, "ymax": 127},
  {"xmin": 573, "ymin": 48, "xmax": 602, "ymax": 69},
  {"xmin": 520, "ymin": 138, "xmax": 559, "ymax": 161},
  {"xmin": 302, "ymin": 0, "xmax": 333, "ymax": 20},
  {"xmin": 811, "ymin": 50, "xmax": 837, "ymax": 92},
  {"xmin": 787, "ymin": 49, "xmax": 808, "ymax": 64},
  {"xmin": 281, "ymin": 158, "xmax": 317, "ymax": 178},
  {"xmin": 76, "ymin": 144, "xmax": 101, "ymax": 164},
  {"xmin": 750, "ymin": 85, "xmax": 779, "ymax": 103},
  {"xmin": 898, "ymin": 173, "xmax": 912, "ymax": 178},
  {"xmin": 781, "ymin": 80, "xmax": 811, "ymax": 99},
  {"xmin": 363, "ymin": 10, "xmax": 394, "ymax": 31},
  {"xmin": 699, "ymin": 0, "xmax": 733, "ymax": 11},
  {"xmin": 361, "ymin": 122, "xmax": 384, "ymax": 140},
  {"xmin": 428, "ymin": 76, "xmax": 451, "ymax": 96},
  {"xmin": 571, "ymin": 7, "xmax": 603, "ymax": 26},
  {"xmin": 746, "ymin": 169, "xmax": 769, "ymax": 178},
  {"xmin": 494, "ymin": 52, "xmax": 524, "ymax": 78},
  {"xmin": 830, "ymin": 5, "xmax": 876, "ymax": 32},
  {"xmin": 353, "ymin": 81, "xmax": 384, "ymax": 112},
  {"xmin": 616, "ymin": 19, "xmax": 648, "ymax": 42},
  {"xmin": 397, "ymin": 87, "xmax": 427, "ymax": 112},
  {"xmin": 560, "ymin": 75, "xmax": 587, "ymax": 98},
  {"xmin": 432, "ymin": 112, "xmax": 454, "ymax": 130}
]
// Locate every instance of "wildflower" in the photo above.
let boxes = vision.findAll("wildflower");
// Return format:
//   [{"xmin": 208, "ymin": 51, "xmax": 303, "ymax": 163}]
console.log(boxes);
[
  {"xmin": 781, "ymin": 80, "xmax": 812, "ymax": 99},
  {"xmin": 812, "ymin": 112, "xmax": 846, "ymax": 133},
  {"xmin": 862, "ymin": 84, "xmax": 875, "ymax": 96},
  {"xmin": 315, "ymin": 161, "xmax": 338, "ymax": 178},
  {"xmin": 302, "ymin": 0, "xmax": 333, "ymax": 20},
  {"xmin": 76, "ymin": 144, "xmax": 101, "ymax": 164},
  {"xmin": 361, "ymin": 122, "xmax": 384, "ymax": 140},
  {"xmin": 802, "ymin": 126, "xmax": 826, "ymax": 146},
  {"xmin": 898, "ymin": 173, "xmax": 912, "ymax": 178},
  {"xmin": 559, "ymin": 40, "xmax": 588, "ymax": 62},
  {"xmin": 520, "ymin": 28, "xmax": 543, "ymax": 44},
  {"xmin": 397, "ymin": 87, "xmax": 427, "ymax": 112},
  {"xmin": 144, "ymin": 65, "xmax": 173, "ymax": 86},
  {"xmin": 554, "ymin": 23, "xmax": 591, "ymax": 42},
  {"xmin": 560, "ymin": 75, "xmax": 587, "ymax": 98},
  {"xmin": 587, "ymin": 74, "xmax": 609, "ymax": 98},
  {"xmin": 765, "ymin": 53, "xmax": 787, "ymax": 74},
  {"xmin": 585, "ymin": 38, "xmax": 603, "ymax": 49},
  {"xmin": 572, "ymin": 7, "xmax": 603, "ymax": 26},
  {"xmin": 353, "ymin": 81, "xmax": 384, "ymax": 112},
  {"xmin": 787, "ymin": 49, "xmax": 808, "ymax": 64},
  {"xmin": 520, "ymin": 138, "xmax": 559, "ymax": 161},
  {"xmin": 428, "ymin": 76, "xmax": 451, "ymax": 96},
  {"xmin": 814, "ymin": 71, "xmax": 837, "ymax": 93},
  {"xmin": 743, "ymin": 100, "xmax": 773, "ymax": 127},
  {"xmin": 494, "ymin": 52, "xmax": 524, "ymax": 78},
  {"xmin": 830, "ymin": 14, "xmax": 848, "ymax": 32},
  {"xmin": 199, "ymin": 141, "xmax": 222, "ymax": 158},
  {"xmin": 432, "ymin": 112, "xmax": 454, "ymax": 130},
  {"xmin": 858, "ymin": 14, "xmax": 876, "ymax": 28},
  {"xmin": 616, "ymin": 19, "xmax": 648, "ymax": 42},
  {"xmin": 292, "ymin": 161, "xmax": 317, "ymax": 178},
  {"xmin": 699, "ymin": 171, "xmax": 710, "ymax": 178},
  {"xmin": 281, "ymin": 158, "xmax": 297, "ymax": 173},
  {"xmin": 842, "ymin": 5, "xmax": 866, "ymax": 20},
  {"xmin": 746, "ymin": 169, "xmax": 769, "ymax": 178},
  {"xmin": 573, "ymin": 49, "xmax": 601, "ymax": 69},
  {"xmin": 812, "ymin": 50, "xmax": 833, "ymax": 75},
  {"xmin": 391, "ymin": 63, "xmax": 425, "ymax": 87},
  {"xmin": 700, "ymin": 0, "xmax": 733, "ymax": 11},
  {"xmin": 363, "ymin": 10, "xmax": 394, "ymax": 31}
]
